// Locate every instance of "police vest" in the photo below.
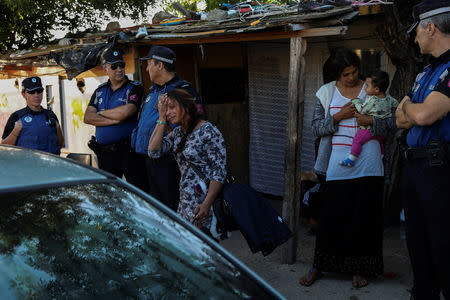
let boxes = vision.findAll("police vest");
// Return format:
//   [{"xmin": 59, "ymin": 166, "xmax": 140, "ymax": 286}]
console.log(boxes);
[
  {"xmin": 407, "ymin": 60, "xmax": 450, "ymax": 147},
  {"xmin": 94, "ymin": 81, "xmax": 139, "ymax": 145},
  {"xmin": 132, "ymin": 76, "xmax": 197, "ymax": 154},
  {"xmin": 16, "ymin": 110, "xmax": 60, "ymax": 154}
]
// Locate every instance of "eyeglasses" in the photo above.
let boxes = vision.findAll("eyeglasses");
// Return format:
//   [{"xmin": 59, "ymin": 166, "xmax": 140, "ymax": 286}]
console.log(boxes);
[
  {"xmin": 27, "ymin": 89, "xmax": 44, "ymax": 95},
  {"xmin": 110, "ymin": 62, "xmax": 125, "ymax": 70}
]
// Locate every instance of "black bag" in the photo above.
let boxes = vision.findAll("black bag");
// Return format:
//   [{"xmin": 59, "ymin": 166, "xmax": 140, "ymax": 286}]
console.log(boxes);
[
  {"xmin": 212, "ymin": 175, "xmax": 239, "ymax": 239},
  {"xmin": 221, "ymin": 183, "xmax": 293, "ymax": 256},
  {"xmin": 181, "ymin": 154, "xmax": 237, "ymax": 238}
]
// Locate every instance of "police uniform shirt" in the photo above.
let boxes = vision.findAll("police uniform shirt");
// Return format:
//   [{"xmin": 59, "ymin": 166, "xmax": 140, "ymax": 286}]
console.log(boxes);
[
  {"xmin": 88, "ymin": 76, "xmax": 144, "ymax": 145},
  {"xmin": 2, "ymin": 106, "xmax": 60, "ymax": 154},
  {"xmin": 2, "ymin": 107, "xmax": 58, "ymax": 139},
  {"xmin": 132, "ymin": 74, "xmax": 201, "ymax": 155},
  {"xmin": 434, "ymin": 53, "xmax": 450, "ymax": 98},
  {"xmin": 407, "ymin": 49, "xmax": 450, "ymax": 147}
]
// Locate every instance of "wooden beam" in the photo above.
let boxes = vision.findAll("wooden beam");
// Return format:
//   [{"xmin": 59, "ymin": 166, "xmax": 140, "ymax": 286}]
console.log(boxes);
[
  {"xmin": 287, "ymin": 24, "xmax": 309, "ymax": 32},
  {"xmin": 149, "ymin": 29, "xmax": 226, "ymax": 38},
  {"xmin": 0, "ymin": 26, "xmax": 346, "ymax": 67},
  {"xmin": 0, "ymin": 66, "xmax": 66, "ymax": 78},
  {"xmin": 358, "ymin": 4, "xmax": 384, "ymax": 16},
  {"xmin": 138, "ymin": 26, "xmax": 347, "ymax": 45},
  {"xmin": 282, "ymin": 36, "xmax": 307, "ymax": 264}
]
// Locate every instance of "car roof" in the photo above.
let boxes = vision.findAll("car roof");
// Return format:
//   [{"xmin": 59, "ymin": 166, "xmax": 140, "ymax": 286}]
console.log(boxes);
[{"xmin": 0, "ymin": 145, "xmax": 108, "ymax": 192}]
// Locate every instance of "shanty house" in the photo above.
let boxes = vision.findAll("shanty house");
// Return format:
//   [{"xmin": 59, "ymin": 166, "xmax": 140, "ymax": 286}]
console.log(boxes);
[{"xmin": 0, "ymin": 3, "xmax": 394, "ymax": 262}]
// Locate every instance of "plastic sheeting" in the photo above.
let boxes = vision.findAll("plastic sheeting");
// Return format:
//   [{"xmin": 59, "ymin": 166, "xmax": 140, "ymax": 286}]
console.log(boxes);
[{"xmin": 49, "ymin": 43, "xmax": 110, "ymax": 80}]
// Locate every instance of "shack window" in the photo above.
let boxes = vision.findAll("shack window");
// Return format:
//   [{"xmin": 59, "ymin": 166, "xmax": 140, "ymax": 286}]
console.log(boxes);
[{"xmin": 199, "ymin": 68, "xmax": 245, "ymax": 104}]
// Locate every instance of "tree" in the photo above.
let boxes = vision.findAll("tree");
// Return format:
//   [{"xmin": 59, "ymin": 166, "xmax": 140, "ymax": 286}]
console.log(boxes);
[
  {"xmin": 162, "ymin": 0, "xmax": 286, "ymax": 15},
  {"xmin": 0, "ymin": 0, "xmax": 158, "ymax": 53},
  {"xmin": 376, "ymin": 0, "xmax": 423, "ymax": 100}
]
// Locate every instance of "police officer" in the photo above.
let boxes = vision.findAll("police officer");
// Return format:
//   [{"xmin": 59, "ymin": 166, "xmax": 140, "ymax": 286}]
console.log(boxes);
[
  {"xmin": 84, "ymin": 47, "xmax": 148, "ymax": 191},
  {"xmin": 1, "ymin": 76, "xmax": 64, "ymax": 154},
  {"xmin": 396, "ymin": 1, "xmax": 450, "ymax": 299},
  {"xmin": 132, "ymin": 46, "xmax": 202, "ymax": 211}
]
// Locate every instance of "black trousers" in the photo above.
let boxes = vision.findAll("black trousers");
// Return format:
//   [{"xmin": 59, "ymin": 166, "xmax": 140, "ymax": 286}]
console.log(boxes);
[
  {"xmin": 97, "ymin": 149, "xmax": 149, "ymax": 193},
  {"xmin": 145, "ymin": 156, "xmax": 180, "ymax": 212},
  {"xmin": 402, "ymin": 159, "xmax": 450, "ymax": 300}
]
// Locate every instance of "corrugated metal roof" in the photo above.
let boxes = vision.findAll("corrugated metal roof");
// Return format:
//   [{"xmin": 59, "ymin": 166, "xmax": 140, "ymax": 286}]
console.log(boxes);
[{"xmin": 1, "ymin": 6, "xmax": 358, "ymax": 62}]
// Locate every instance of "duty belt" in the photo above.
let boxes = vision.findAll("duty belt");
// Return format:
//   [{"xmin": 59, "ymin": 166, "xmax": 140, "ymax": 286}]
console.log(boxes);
[
  {"xmin": 99, "ymin": 139, "xmax": 131, "ymax": 153},
  {"xmin": 404, "ymin": 142, "xmax": 449, "ymax": 166},
  {"xmin": 404, "ymin": 147, "xmax": 428, "ymax": 160}
]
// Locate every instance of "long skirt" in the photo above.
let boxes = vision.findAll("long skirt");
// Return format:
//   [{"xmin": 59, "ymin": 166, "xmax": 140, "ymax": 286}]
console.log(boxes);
[{"xmin": 312, "ymin": 176, "xmax": 384, "ymax": 277}]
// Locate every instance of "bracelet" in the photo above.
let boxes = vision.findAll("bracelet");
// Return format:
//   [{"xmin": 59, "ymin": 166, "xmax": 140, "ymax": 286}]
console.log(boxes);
[{"xmin": 156, "ymin": 120, "xmax": 168, "ymax": 125}]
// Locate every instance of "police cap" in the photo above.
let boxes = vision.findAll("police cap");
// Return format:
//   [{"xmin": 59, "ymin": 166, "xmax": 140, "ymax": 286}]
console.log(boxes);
[
  {"xmin": 103, "ymin": 48, "xmax": 125, "ymax": 64},
  {"xmin": 407, "ymin": 0, "xmax": 450, "ymax": 34},
  {"xmin": 139, "ymin": 46, "xmax": 176, "ymax": 65},
  {"xmin": 22, "ymin": 76, "xmax": 43, "ymax": 92}
]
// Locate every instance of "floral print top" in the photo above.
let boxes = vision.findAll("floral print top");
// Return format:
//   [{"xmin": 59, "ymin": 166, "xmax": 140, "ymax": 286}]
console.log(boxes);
[{"xmin": 148, "ymin": 121, "xmax": 227, "ymax": 227}]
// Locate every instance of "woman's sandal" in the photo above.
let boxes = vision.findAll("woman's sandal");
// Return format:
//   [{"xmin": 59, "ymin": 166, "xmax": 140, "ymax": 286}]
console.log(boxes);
[
  {"xmin": 299, "ymin": 268, "xmax": 323, "ymax": 286},
  {"xmin": 352, "ymin": 275, "xmax": 368, "ymax": 288}
]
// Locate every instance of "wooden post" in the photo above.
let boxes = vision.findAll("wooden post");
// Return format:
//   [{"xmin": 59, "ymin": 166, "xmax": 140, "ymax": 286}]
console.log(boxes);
[
  {"xmin": 282, "ymin": 37, "xmax": 307, "ymax": 264},
  {"xmin": 131, "ymin": 46, "xmax": 142, "ymax": 83}
]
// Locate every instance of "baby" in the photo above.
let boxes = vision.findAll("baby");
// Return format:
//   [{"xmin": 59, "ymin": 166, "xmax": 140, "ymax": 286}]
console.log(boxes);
[{"xmin": 340, "ymin": 70, "xmax": 398, "ymax": 167}]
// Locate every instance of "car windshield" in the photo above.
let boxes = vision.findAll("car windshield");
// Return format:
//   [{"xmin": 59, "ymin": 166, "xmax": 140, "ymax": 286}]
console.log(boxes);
[{"xmin": 0, "ymin": 183, "xmax": 271, "ymax": 299}]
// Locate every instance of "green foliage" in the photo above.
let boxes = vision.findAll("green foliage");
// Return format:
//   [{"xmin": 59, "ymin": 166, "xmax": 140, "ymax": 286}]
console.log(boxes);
[
  {"xmin": 0, "ymin": 0, "xmax": 158, "ymax": 53},
  {"xmin": 162, "ymin": 0, "xmax": 288, "ymax": 15},
  {"xmin": 162, "ymin": 0, "xmax": 200, "ymax": 14}
]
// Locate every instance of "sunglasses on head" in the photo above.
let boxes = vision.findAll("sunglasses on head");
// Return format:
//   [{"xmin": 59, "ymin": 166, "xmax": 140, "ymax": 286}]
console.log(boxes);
[
  {"xmin": 27, "ymin": 89, "xmax": 44, "ymax": 95},
  {"xmin": 110, "ymin": 62, "xmax": 125, "ymax": 70}
]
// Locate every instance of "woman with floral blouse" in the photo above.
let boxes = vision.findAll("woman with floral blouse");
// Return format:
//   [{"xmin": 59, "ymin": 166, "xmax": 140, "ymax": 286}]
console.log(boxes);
[{"xmin": 148, "ymin": 89, "xmax": 227, "ymax": 234}]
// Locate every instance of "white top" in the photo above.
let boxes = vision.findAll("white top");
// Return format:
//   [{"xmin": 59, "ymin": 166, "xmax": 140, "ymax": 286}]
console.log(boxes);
[{"xmin": 326, "ymin": 85, "xmax": 384, "ymax": 181}]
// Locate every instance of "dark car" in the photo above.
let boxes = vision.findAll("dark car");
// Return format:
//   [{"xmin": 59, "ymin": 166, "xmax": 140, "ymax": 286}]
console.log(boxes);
[{"xmin": 0, "ymin": 145, "xmax": 286, "ymax": 299}]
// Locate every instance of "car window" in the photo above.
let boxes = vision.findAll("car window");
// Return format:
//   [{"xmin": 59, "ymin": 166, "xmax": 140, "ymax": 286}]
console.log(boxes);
[{"xmin": 0, "ymin": 183, "xmax": 273, "ymax": 299}]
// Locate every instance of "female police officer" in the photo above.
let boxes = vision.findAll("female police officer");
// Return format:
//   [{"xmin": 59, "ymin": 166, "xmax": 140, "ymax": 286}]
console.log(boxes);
[{"xmin": 1, "ymin": 76, "xmax": 64, "ymax": 154}]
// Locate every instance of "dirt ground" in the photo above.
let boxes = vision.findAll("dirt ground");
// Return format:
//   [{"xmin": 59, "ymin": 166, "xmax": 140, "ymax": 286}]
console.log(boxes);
[{"xmin": 220, "ymin": 200, "xmax": 417, "ymax": 300}]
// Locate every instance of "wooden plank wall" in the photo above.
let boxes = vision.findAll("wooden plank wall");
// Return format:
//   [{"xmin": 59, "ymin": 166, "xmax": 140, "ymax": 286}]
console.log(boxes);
[
  {"xmin": 205, "ymin": 102, "xmax": 249, "ymax": 183},
  {"xmin": 136, "ymin": 43, "xmax": 249, "ymax": 183},
  {"xmin": 196, "ymin": 43, "xmax": 249, "ymax": 183}
]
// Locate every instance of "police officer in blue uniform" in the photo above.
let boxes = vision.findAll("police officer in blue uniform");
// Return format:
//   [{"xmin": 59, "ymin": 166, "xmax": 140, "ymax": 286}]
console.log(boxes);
[
  {"xmin": 84, "ymin": 48, "xmax": 148, "ymax": 192},
  {"xmin": 132, "ymin": 46, "xmax": 203, "ymax": 211},
  {"xmin": 1, "ymin": 76, "xmax": 64, "ymax": 154},
  {"xmin": 396, "ymin": 1, "xmax": 450, "ymax": 299}
]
